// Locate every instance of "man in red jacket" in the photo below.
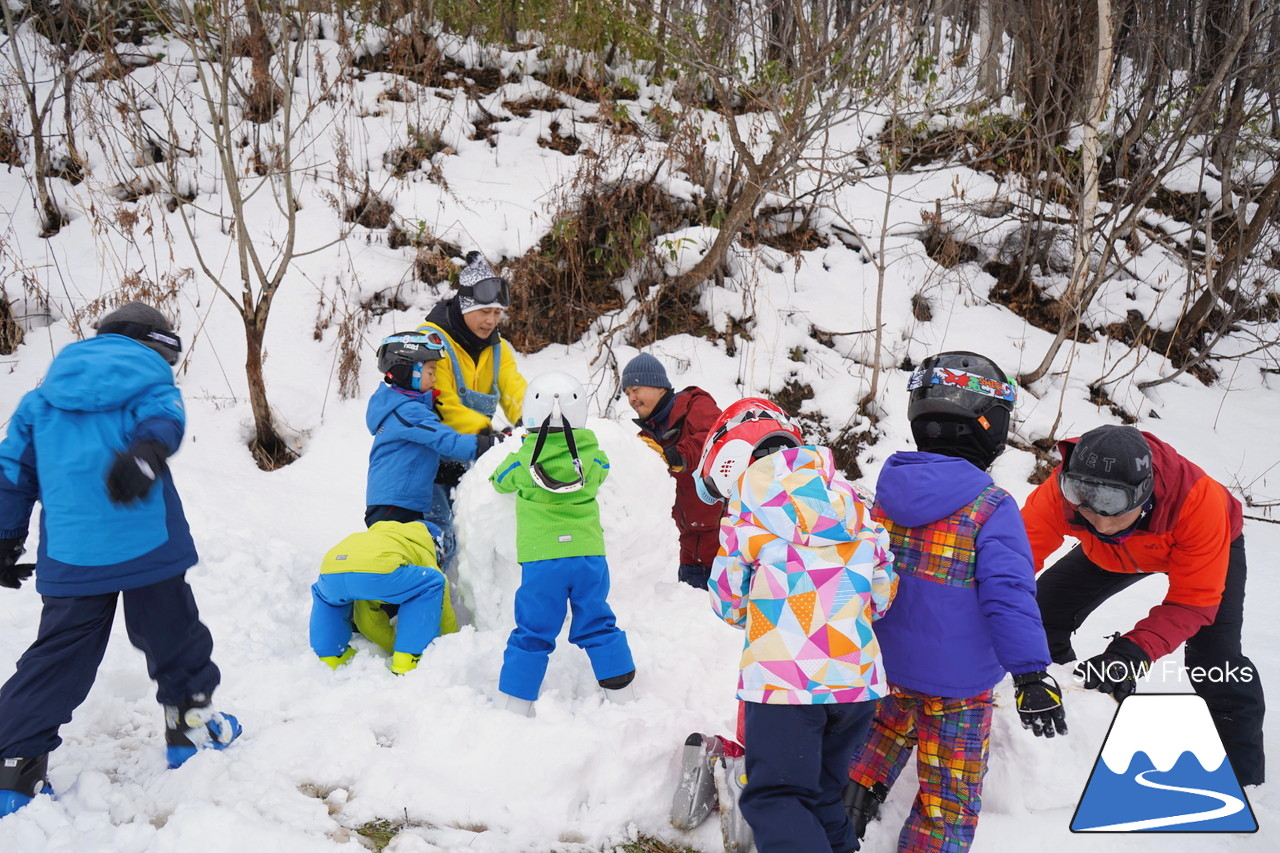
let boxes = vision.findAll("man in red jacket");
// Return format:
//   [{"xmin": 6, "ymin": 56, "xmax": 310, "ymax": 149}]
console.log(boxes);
[
  {"xmin": 1022, "ymin": 424, "xmax": 1264, "ymax": 785},
  {"xmin": 621, "ymin": 353, "xmax": 723, "ymax": 589}
]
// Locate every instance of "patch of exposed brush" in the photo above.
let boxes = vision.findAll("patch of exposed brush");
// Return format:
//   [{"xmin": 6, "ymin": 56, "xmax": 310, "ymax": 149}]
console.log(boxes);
[
  {"xmin": 505, "ymin": 177, "xmax": 694, "ymax": 351},
  {"xmin": 772, "ymin": 377, "xmax": 876, "ymax": 481}
]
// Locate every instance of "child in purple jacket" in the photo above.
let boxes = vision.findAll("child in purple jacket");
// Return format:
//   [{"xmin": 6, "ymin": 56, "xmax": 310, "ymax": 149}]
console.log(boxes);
[{"xmin": 845, "ymin": 352, "xmax": 1066, "ymax": 853}]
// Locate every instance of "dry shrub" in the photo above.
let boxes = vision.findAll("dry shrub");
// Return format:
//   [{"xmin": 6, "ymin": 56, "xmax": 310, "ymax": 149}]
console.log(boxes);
[
  {"xmin": 919, "ymin": 205, "xmax": 979, "ymax": 268},
  {"xmin": 0, "ymin": 127, "xmax": 22, "ymax": 168},
  {"xmin": 0, "ymin": 290, "xmax": 24, "ymax": 354},
  {"xmin": 505, "ymin": 176, "xmax": 693, "ymax": 352},
  {"xmin": 76, "ymin": 268, "xmax": 188, "ymax": 338},
  {"xmin": 345, "ymin": 186, "xmax": 394, "ymax": 229}
]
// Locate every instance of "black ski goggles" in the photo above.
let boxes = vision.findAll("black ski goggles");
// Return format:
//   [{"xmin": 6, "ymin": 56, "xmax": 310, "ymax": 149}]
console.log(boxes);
[
  {"xmin": 98, "ymin": 320, "xmax": 183, "ymax": 365},
  {"xmin": 1059, "ymin": 471, "xmax": 1151, "ymax": 517},
  {"xmin": 461, "ymin": 276, "xmax": 510, "ymax": 307}
]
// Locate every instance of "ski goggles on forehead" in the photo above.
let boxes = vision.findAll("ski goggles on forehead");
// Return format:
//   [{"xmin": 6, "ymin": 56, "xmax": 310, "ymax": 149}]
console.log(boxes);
[
  {"xmin": 383, "ymin": 330, "xmax": 446, "ymax": 350},
  {"xmin": 907, "ymin": 367, "xmax": 1018, "ymax": 404},
  {"xmin": 462, "ymin": 276, "xmax": 510, "ymax": 307},
  {"xmin": 1059, "ymin": 472, "xmax": 1150, "ymax": 517}
]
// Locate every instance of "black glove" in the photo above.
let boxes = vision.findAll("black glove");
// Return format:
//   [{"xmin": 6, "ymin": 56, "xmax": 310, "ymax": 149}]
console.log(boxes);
[
  {"xmin": 475, "ymin": 433, "xmax": 496, "ymax": 457},
  {"xmin": 0, "ymin": 537, "xmax": 31, "ymax": 589},
  {"xmin": 1014, "ymin": 671, "xmax": 1068, "ymax": 738},
  {"xmin": 106, "ymin": 440, "xmax": 170, "ymax": 504},
  {"xmin": 843, "ymin": 780, "xmax": 888, "ymax": 840},
  {"xmin": 662, "ymin": 443, "xmax": 684, "ymax": 471},
  {"xmin": 0, "ymin": 563, "xmax": 34, "ymax": 589},
  {"xmin": 435, "ymin": 460, "xmax": 467, "ymax": 489},
  {"xmin": 1075, "ymin": 635, "xmax": 1150, "ymax": 702}
]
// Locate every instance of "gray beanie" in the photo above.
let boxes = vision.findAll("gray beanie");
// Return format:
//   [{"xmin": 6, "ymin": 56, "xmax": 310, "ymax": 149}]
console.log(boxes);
[
  {"xmin": 621, "ymin": 353, "xmax": 671, "ymax": 390},
  {"xmin": 96, "ymin": 301, "xmax": 182, "ymax": 365},
  {"xmin": 457, "ymin": 251, "xmax": 510, "ymax": 314}
]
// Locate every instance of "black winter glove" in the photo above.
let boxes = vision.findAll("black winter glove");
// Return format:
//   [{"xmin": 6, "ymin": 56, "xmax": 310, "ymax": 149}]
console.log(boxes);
[
  {"xmin": 843, "ymin": 781, "xmax": 888, "ymax": 840},
  {"xmin": 1075, "ymin": 634, "xmax": 1150, "ymax": 702},
  {"xmin": 662, "ymin": 443, "xmax": 684, "ymax": 471},
  {"xmin": 106, "ymin": 440, "xmax": 170, "ymax": 505},
  {"xmin": 1014, "ymin": 671, "xmax": 1068, "ymax": 738},
  {"xmin": 475, "ymin": 433, "xmax": 496, "ymax": 457},
  {"xmin": 0, "ymin": 537, "xmax": 31, "ymax": 589}
]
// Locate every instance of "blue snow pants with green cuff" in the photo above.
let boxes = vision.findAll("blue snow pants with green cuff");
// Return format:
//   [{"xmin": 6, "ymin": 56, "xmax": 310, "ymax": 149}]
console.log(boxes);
[
  {"xmin": 310, "ymin": 564, "xmax": 445, "ymax": 657},
  {"xmin": 498, "ymin": 555, "xmax": 634, "ymax": 701}
]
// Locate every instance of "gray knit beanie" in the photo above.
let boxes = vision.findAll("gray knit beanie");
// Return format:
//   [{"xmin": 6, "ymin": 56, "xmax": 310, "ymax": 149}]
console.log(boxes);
[
  {"xmin": 96, "ymin": 301, "xmax": 182, "ymax": 365},
  {"xmin": 621, "ymin": 353, "xmax": 671, "ymax": 390}
]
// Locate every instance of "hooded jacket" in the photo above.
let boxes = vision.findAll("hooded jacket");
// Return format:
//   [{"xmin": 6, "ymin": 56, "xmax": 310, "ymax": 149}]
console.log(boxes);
[
  {"xmin": 1022, "ymin": 432, "xmax": 1244, "ymax": 661},
  {"xmin": 418, "ymin": 302, "xmax": 526, "ymax": 435},
  {"xmin": 872, "ymin": 451, "xmax": 1051, "ymax": 698},
  {"xmin": 490, "ymin": 427, "xmax": 609, "ymax": 562},
  {"xmin": 710, "ymin": 445, "xmax": 896, "ymax": 705},
  {"xmin": 0, "ymin": 335, "xmax": 198, "ymax": 595},
  {"xmin": 634, "ymin": 387, "xmax": 724, "ymax": 541},
  {"xmin": 365, "ymin": 383, "xmax": 478, "ymax": 514}
]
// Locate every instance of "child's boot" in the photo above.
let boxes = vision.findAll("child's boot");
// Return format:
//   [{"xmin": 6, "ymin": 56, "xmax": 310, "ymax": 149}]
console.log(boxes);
[
  {"xmin": 165, "ymin": 695, "xmax": 242, "ymax": 769},
  {"xmin": 716, "ymin": 753, "xmax": 755, "ymax": 853},
  {"xmin": 669, "ymin": 733, "xmax": 723, "ymax": 830},
  {"xmin": 0, "ymin": 754, "xmax": 52, "ymax": 817},
  {"xmin": 390, "ymin": 652, "xmax": 420, "ymax": 675},
  {"xmin": 495, "ymin": 693, "xmax": 535, "ymax": 718},
  {"xmin": 600, "ymin": 670, "xmax": 636, "ymax": 704},
  {"xmin": 319, "ymin": 646, "xmax": 357, "ymax": 669}
]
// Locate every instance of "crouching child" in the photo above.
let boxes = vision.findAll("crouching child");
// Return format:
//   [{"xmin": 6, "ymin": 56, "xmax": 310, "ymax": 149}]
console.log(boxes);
[
  {"xmin": 310, "ymin": 520, "xmax": 458, "ymax": 674},
  {"xmin": 701, "ymin": 398, "xmax": 896, "ymax": 853}
]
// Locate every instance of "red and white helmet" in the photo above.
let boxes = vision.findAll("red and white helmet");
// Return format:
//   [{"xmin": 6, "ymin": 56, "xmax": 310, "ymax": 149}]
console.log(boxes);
[{"xmin": 695, "ymin": 398, "xmax": 805, "ymax": 503}]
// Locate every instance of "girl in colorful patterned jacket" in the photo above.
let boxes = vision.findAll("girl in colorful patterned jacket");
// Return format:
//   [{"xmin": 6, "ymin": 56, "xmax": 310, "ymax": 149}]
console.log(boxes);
[
  {"xmin": 703, "ymin": 398, "xmax": 896, "ymax": 853},
  {"xmin": 845, "ymin": 352, "xmax": 1066, "ymax": 853}
]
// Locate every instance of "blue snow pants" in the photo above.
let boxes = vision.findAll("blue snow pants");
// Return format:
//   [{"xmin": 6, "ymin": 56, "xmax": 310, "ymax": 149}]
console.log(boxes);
[
  {"xmin": 498, "ymin": 555, "xmax": 634, "ymax": 701},
  {"xmin": 0, "ymin": 573, "xmax": 220, "ymax": 757},
  {"xmin": 309, "ymin": 564, "xmax": 446, "ymax": 657},
  {"xmin": 741, "ymin": 700, "xmax": 876, "ymax": 853}
]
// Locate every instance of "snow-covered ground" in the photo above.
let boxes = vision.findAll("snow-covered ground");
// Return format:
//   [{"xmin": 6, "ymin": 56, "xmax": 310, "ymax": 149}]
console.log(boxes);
[{"xmin": 1, "ymin": 20, "xmax": 1277, "ymax": 853}]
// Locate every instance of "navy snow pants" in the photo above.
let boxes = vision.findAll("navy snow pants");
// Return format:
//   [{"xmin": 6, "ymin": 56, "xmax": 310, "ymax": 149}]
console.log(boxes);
[
  {"xmin": 741, "ymin": 700, "xmax": 875, "ymax": 853},
  {"xmin": 1037, "ymin": 536, "xmax": 1265, "ymax": 785},
  {"xmin": 0, "ymin": 573, "xmax": 220, "ymax": 757}
]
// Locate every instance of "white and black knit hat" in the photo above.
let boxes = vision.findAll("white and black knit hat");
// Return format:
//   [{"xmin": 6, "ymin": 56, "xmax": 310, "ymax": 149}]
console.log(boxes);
[
  {"xmin": 457, "ymin": 251, "xmax": 511, "ymax": 315},
  {"xmin": 95, "ymin": 301, "xmax": 182, "ymax": 365}
]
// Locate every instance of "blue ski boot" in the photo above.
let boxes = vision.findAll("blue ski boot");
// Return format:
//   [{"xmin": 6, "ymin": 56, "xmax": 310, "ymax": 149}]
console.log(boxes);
[
  {"xmin": 165, "ymin": 695, "xmax": 242, "ymax": 769},
  {"xmin": 0, "ymin": 754, "xmax": 53, "ymax": 817}
]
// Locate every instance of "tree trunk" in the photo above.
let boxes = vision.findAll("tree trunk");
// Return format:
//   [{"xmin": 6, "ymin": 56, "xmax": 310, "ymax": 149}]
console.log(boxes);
[{"xmin": 243, "ymin": 316, "xmax": 296, "ymax": 470}]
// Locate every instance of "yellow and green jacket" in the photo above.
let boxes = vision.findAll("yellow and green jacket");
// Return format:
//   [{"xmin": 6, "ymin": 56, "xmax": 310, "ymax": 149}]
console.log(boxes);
[{"xmin": 322, "ymin": 521, "xmax": 458, "ymax": 638}]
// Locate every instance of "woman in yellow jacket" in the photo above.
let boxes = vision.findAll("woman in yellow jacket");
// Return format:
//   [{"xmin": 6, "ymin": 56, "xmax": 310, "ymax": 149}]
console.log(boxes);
[{"xmin": 416, "ymin": 252, "xmax": 526, "ymax": 557}]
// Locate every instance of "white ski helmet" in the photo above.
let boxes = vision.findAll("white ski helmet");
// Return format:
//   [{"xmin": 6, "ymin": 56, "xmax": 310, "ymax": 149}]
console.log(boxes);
[{"xmin": 522, "ymin": 372, "xmax": 589, "ymax": 430}]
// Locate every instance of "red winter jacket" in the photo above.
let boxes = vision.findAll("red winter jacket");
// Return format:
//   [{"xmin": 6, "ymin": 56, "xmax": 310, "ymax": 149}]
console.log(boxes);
[
  {"xmin": 1022, "ymin": 432, "xmax": 1244, "ymax": 661},
  {"xmin": 635, "ymin": 387, "xmax": 724, "ymax": 537}
]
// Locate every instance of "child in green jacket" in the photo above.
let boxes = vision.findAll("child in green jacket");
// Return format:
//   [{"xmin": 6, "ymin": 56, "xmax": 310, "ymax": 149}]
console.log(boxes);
[
  {"xmin": 309, "ymin": 520, "xmax": 458, "ymax": 674},
  {"xmin": 490, "ymin": 372, "xmax": 636, "ymax": 716}
]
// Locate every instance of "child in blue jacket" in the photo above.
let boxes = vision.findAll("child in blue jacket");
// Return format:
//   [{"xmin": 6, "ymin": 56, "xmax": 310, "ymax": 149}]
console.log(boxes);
[
  {"xmin": 0, "ymin": 303, "xmax": 240, "ymax": 817},
  {"xmin": 364, "ymin": 330, "xmax": 499, "ymax": 543},
  {"xmin": 845, "ymin": 352, "xmax": 1066, "ymax": 853}
]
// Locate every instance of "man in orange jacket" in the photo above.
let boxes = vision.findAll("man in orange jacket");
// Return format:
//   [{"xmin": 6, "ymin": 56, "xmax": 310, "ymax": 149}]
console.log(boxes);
[{"xmin": 1022, "ymin": 425, "xmax": 1264, "ymax": 785}]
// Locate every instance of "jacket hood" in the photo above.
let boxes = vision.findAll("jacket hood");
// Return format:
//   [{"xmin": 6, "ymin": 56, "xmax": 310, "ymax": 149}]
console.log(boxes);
[
  {"xmin": 38, "ymin": 335, "xmax": 175, "ymax": 413},
  {"xmin": 366, "ymin": 383, "xmax": 432, "ymax": 433},
  {"xmin": 875, "ymin": 451, "xmax": 994, "ymax": 526},
  {"xmin": 737, "ymin": 445, "xmax": 865, "ymax": 546}
]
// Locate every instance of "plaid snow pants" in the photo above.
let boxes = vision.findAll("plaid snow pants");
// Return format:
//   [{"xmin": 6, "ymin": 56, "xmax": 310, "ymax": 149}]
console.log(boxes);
[{"xmin": 848, "ymin": 686, "xmax": 994, "ymax": 853}]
